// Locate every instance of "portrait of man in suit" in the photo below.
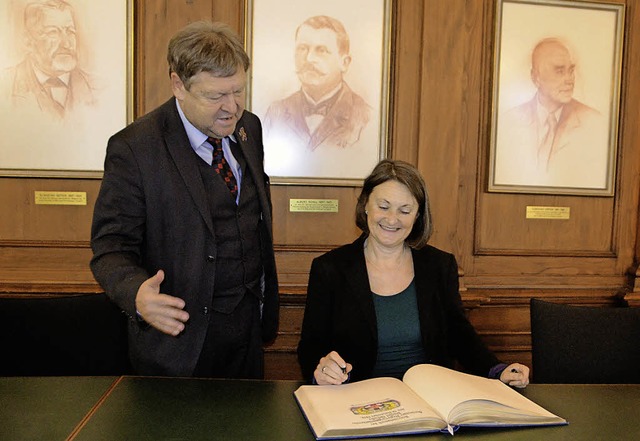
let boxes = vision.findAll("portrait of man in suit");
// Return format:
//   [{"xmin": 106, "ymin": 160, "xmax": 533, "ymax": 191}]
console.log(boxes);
[
  {"xmin": 493, "ymin": 37, "xmax": 609, "ymax": 189},
  {"xmin": 1, "ymin": 0, "xmax": 96, "ymax": 121},
  {"xmin": 263, "ymin": 15, "xmax": 372, "ymax": 152}
]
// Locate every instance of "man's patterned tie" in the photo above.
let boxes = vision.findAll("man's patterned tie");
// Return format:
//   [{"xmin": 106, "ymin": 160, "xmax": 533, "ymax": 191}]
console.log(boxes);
[{"xmin": 208, "ymin": 137, "xmax": 238, "ymax": 198}]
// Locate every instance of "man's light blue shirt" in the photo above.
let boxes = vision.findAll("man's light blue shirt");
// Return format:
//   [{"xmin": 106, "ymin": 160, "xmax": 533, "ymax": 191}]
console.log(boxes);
[{"xmin": 175, "ymin": 99, "xmax": 242, "ymax": 203}]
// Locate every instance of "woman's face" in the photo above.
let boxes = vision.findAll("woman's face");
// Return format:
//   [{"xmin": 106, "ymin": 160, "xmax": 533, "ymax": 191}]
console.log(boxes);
[{"xmin": 365, "ymin": 180, "xmax": 419, "ymax": 250}]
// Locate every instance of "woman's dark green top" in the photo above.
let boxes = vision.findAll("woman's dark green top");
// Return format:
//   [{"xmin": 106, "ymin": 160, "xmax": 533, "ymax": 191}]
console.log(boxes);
[{"xmin": 371, "ymin": 279, "xmax": 426, "ymax": 379}]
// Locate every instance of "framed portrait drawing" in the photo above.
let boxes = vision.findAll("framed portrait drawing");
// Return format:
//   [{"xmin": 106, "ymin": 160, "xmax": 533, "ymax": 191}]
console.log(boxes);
[
  {"xmin": 488, "ymin": 0, "xmax": 624, "ymax": 196},
  {"xmin": 0, "ymin": 0, "xmax": 133, "ymax": 178},
  {"xmin": 246, "ymin": 0, "xmax": 391, "ymax": 185}
]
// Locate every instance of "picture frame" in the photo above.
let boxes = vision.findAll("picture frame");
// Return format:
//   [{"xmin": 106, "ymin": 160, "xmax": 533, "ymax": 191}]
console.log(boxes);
[
  {"xmin": 245, "ymin": 0, "xmax": 391, "ymax": 186},
  {"xmin": 488, "ymin": 0, "xmax": 624, "ymax": 196},
  {"xmin": 0, "ymin": 0, "xmax": 134, "ymax": 178}
]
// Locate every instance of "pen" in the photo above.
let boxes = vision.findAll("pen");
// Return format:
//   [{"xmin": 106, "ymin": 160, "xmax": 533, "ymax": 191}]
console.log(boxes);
[{"xmin": 341, "ymin": 365, "xmax": 347, "ymax": 374}]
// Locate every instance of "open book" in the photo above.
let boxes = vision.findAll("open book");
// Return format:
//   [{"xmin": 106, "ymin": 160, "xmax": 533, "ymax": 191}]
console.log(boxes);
[{"xmin": 294, "ymin": 364, "xmax": 566, "ymax": 439}]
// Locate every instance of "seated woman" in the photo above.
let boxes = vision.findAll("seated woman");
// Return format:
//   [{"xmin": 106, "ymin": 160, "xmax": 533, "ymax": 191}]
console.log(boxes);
[{"xmin": 297, "ymin": 159, "xmax": 529, "ymax": 387}]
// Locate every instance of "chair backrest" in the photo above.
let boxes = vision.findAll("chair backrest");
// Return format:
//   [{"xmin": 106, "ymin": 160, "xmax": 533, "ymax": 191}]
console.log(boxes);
[
  {"xmin": 530, "ymin": 298, "xmax": 640, "ymax": 384},
  {"xmin": 0, "ymin": 294, "xmax": 131, "ymax": 376}
]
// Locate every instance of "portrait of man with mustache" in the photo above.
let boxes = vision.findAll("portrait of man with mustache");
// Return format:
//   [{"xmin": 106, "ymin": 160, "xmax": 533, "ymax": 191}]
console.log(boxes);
[
  {"xmin": 263, "ymin": 15, "xmax": 371, "ymax": 152},
  {"xmin": 3, "ymin": 0, "xmax": 96, "ymax": 121}
]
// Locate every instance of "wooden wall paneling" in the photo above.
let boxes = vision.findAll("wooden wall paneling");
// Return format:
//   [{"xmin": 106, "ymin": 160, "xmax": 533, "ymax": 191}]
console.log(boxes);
[
  {"xmin": 264, "ymin": 294, "xmax": 306, "ymax": 380},
  {"xmin": 471, "ymin": 1, "xmax": 632, "ymax": 261},
  {"xmin": 137, "ymin": 0, "xmax": 217, "ymax": 115},
  {"xmin": 476, "ymin": 195, "xmax": 616, "ymax": 254},
  {"xmin": 136, "ymin": 0, "xmax": 246, "ymax": 117},
  {"xmin": 466, "ymin": 302, "xmax": 532, "ymax": 365},
  {"xmin": 274, "ymin": 249, "xmax": 321, "ymax": 294},
  {"xmin": 0, "ymin": 176, "xmax": 100, "ymax": 292},
  {"xmin": 3, "ymin": 0, "xmax": 639, "ymax": 379},
  {"xmin": 212, "ymin": 0, "xmax": 245, "ymax": 32},
  {"xmin": 389, "ymin": 0, "xmax": 424, "ymax": 163},
  {"xmin": 455, "ymin": 0, "xmax": 493, "ymax": 271},
  {"xmin": 470, "ymin": 0, "xmax": 639, "ymax": 294},
  {"xmin": 0, "ymin": 179, "xmax": 99, "ymax": 244},
  {"xmin": 271, "ymin": 186, "xmax": 361, "ymax": 247},
  {"xmin": 415, "ymin": 0, "xmax": 484, "ymax": 257},
  {"xmin": 618, "ymin": 1, "xmax": 640, "ymax": 307},
  {"xmin": 613, "ymin": 0, "xmax": 640, "ymax": 275},
  {"xmin": 467, "ymin": 255, "xmax": 629, "ymax": 288},
  {"xmin": 0, "ymin": 246, "xmax": 97, "ymax": 293}
]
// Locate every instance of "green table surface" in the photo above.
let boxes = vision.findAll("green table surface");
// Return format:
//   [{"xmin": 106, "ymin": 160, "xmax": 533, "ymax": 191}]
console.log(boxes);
[
  {"xmin": 74, "ymin": 377, "xmax": 312, "ymax": 441},
  {"xmin": 0, "ymin": 376, "xmax": 118, "ymax": 441},
  {"xmin": 1, "ymin": 376, "xmax": 639, "ymax": 441}
]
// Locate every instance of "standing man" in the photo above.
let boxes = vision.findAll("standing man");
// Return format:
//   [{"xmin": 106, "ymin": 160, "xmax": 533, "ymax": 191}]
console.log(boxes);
[
  {"xmin": 495, "ymin": 37, "xmax": 607, "ymax": 188},
  {"xmin": 2, "ymin": 0, "xmax": 95, "ymax": 120},
  {"xmin": 91, "ymin": 21, "xmax": 279, "ymax": 378},
  {"xmin": 264, "ymin": 15, "xmax": 371, "ymax": 151}
]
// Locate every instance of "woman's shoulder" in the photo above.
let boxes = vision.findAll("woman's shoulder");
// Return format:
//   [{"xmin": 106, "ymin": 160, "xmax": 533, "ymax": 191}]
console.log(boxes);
[{"xmin": 412, "ymin": 244, "xmax": 456, "ymax": 264}]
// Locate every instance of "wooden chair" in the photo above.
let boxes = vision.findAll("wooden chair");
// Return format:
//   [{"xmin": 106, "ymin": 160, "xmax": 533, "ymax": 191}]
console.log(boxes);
[
  {"xmin": 0, "ymin": 294, "xmax": 131, "ymax": 376},
  {"xmin": 530, "ymin": 298, "xmax": 640, "ymax": 384}
]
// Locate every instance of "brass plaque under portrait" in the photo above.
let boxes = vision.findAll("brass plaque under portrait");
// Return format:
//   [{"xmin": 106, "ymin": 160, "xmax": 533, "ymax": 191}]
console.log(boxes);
[
  {"xmin": 526, "ymin": 206, "xmax": 570, "ymax": 220},
  {"xmin": 289, "ymin": 199, "xmax": 339, "ymax": 213},
  {"xmin": 34, "ymin": 191, "xmax": 87, "ymax": 206}
]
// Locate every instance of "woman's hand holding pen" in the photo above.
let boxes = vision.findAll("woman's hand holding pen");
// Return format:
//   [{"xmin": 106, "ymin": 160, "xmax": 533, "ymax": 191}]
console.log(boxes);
[
  {"xmin": 500, "ymin": 363, "xmax": 530, "ymax": 388},
  {"xmin": 315, "ymin": 351, "xmax": 352, "ymax": 385}
]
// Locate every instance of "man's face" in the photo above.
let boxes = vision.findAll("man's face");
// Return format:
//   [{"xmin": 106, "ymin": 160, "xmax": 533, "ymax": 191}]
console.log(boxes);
[
  {"xmin": 294, "ymin": 25, "xmax": 350, "ymax": 95},
  {"xmin": 27, "ymin": 7, "xmax": 77, "ymax": 76},
  {"xmin": 171, "ymin": 68, "xmax": 246, "ymax": 139},
  {"xmin": 531, "ymin": 43, "xmax": 575, "ymax": 107}
]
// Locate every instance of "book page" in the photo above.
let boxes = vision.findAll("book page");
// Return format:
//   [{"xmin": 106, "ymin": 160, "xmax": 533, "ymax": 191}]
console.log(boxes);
[
  {"xmin": 402, "ymin": 365, "xmax": 564, "ymax": 425},
  {"xmin": 294, "ymin": 377, "xmax": 446, "ymax": 438}
]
